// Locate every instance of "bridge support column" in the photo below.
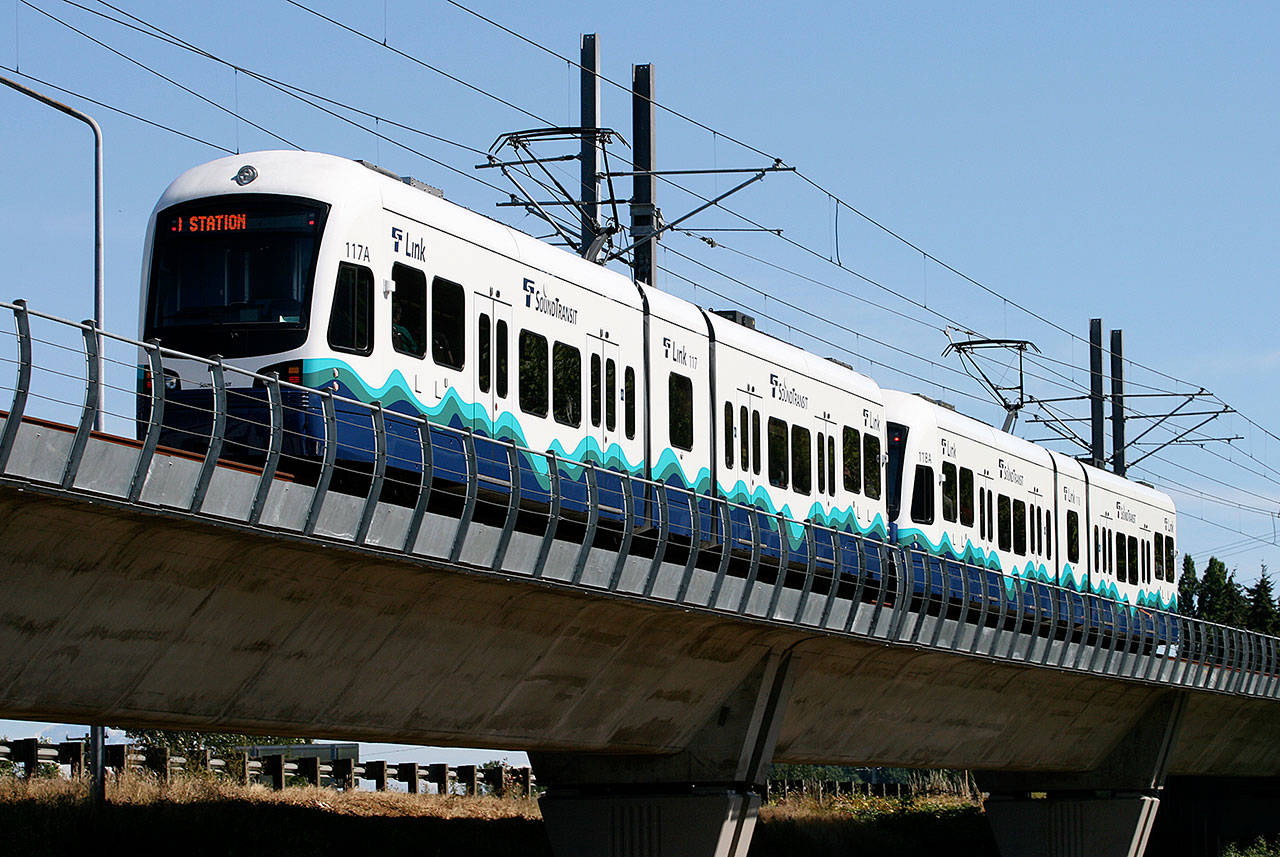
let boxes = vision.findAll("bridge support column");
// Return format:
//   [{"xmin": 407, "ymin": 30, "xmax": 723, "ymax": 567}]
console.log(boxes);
[
  {"xmin": 531, "ymin": 650, "xmax": 795, "ymax": 857},
  {"xmin": 978, "ymin": 692, "xmax": 1186, "ymax": 857}
]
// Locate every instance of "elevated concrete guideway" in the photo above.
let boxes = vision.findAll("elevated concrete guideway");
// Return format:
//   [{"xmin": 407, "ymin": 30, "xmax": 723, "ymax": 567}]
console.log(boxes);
[{"xmin": 1, "ymin": 301, "xmax": 1278, "ymax": 857}]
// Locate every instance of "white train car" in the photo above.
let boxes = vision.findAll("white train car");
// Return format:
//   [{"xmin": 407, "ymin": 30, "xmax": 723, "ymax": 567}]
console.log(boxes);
[
  {"xmin": 706, "ymin": 311, "xmax": 888, "ymax": 543},
  {"xmin": 883, "ymin": 389, "xmax": 1178, "ymax": 611},
  {"xmin": 138, "ymin": 149, "xmax": 1178, "ymax": 616}
]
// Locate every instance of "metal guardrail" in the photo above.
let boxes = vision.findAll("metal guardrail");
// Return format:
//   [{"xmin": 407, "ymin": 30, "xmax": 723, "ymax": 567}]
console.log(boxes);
[{"xmin": 0, "ymin": 299, "xmax": 1277, "ymax": 701}]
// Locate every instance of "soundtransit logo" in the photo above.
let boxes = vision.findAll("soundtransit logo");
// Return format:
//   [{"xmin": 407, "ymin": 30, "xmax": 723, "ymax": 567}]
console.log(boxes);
[
  {"xmin": 523, "ymin": 278, "xmax": 579, "ymax": 325},
  {"xmin": 770, "ymin": 374, "xmax": 809, "ymax": 409}
]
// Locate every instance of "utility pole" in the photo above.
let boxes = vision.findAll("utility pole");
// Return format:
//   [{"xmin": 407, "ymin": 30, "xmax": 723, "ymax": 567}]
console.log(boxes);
[
  {"xmin": 1089, "ymin": 318, "xmax": 1105, "ymax": 468},
  {"xmin": 630, "ymin": 64, "xmax": 657, "ymax": 286},
  {"xmin": 1111, "ymin": 329, "xmax": 1126, "ymax": 476},
  {"xmin": 578, "ymin": 34, "xmax": 600, "ymax": 257}
]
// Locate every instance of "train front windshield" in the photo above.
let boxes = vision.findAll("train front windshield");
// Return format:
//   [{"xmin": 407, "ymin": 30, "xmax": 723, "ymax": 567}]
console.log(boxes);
[{"xmin": 145, "ymin": 195, "xmax": 329, "ymax": 358}]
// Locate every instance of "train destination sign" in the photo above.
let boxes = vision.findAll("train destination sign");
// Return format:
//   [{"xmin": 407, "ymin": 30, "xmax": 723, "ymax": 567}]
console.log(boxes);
[{"xmin": 166, "ymin": 210, "xmax": 318, "ymax": 234}]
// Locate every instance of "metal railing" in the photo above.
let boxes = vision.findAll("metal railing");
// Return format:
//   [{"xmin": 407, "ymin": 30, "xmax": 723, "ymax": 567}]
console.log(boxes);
[{"xmin": 0, "ymin": 299, "xmax": 1277, "ymax": 700}]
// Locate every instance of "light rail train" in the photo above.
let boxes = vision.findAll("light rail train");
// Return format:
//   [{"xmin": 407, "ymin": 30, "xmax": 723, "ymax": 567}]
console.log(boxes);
[{"xmin": 137, "ymin": 150, "xmax": 1179, "ymax": 626}]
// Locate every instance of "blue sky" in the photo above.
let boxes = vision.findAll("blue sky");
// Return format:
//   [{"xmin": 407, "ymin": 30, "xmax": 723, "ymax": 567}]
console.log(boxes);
[{"xmin": 1, "ymin": 0, "xmax": 1278, "ymax": 748}]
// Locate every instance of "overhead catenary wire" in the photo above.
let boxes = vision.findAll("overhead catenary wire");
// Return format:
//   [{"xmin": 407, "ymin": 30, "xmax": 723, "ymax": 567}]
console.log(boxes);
[
  {"xmin": 19, "ymin": 0, "xmax": 1280, "ymax": 567},
  {"xmin": 0, "ymin": 62, "xmax": 234, "ymax": 153},
  {"xmin": 441, "ymin": 0, "xmax": 1280, "ymax": 452}
]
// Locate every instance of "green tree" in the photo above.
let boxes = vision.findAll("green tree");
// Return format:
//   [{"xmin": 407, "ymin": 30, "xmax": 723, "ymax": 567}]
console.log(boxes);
[
  {"xmin": 1245, "ymin": 564, "xmax": 1279, "ymax": 636},
  {"xmin": 1192, "ymin": 557, "xmax": 1233, "ymax": 624},
  {"xmin": 1179, "ymin": 554, "xmax": 1200, "ymax": 618},
  {"xmin": 124, "ymin": 729, "xmax": 312, "ymax": 759}
]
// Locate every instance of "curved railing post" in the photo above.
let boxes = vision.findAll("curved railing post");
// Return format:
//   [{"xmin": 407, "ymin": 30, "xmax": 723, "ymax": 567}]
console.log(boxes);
[
  {"xmin": 303, "ymin": 391, "xmax": 338, "ymax": 536},
  {"xmin": 357, "ymin": 402, "xmax": 389, "ymax": 546},
  {"xmin": 60, "ymin": 320, "xmax": 101, "ymax": 489},
  {"xmin": 491, "ymin": 442, "xmax": 522, "ymax": 571},
  {"xmin": 532, "ymin": 450, "xmax": 561, "ymax": 578},
  {"xmin": 737, "ymin": 508, "xmax": 762, "ymax": 614},
  {"xmin": 401, "ymin": 417, "xmax": 435, "ymax": 553},
  {"xmin": 0, "ymin": 300, "xmax": 33, "ymax": 474},
  {"xmin": 572, "ymin": 464, "xmax": 600, "ymax": 584},
  {"xmin": 641, "ymin": 482, "xmax": 671, "ymax": 598},
  {"xmin": 608, "ymin": 470, "xmax": 636, "ymax": 590},
  {"xmin": 248, "ymin": 372, "xmax": 285, "ymax": 526},
  {"xmin": 190, "ymin": 357, "xmax": 227, "ymax": 513},
  {"xmin": 707, "ymin": 498, "xmax": 733, "ymax": 608},
  {"xmin": 127, "ymin": 341, "xmax": 166, "ymax": 502}
]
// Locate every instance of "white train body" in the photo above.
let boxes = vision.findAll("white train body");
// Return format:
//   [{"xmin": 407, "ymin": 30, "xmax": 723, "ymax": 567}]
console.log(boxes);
[{"xmin": 139, "ymin": 150, "xmax": 1177, "ymax": 613}]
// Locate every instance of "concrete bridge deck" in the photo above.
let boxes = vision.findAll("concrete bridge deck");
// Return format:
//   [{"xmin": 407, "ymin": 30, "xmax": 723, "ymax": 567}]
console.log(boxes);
[{"xmin": 0, "ymin": 300, "xmax": 1276, "ymax": 856}]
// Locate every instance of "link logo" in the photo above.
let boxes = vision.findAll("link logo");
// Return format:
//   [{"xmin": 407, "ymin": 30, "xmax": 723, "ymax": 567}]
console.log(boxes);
[
  {"xmin": 390, "ymin": 227, "xmax": 425, "ymax": 262},
  {"xmin": 522, "ymin": 278, "xmax": 578, "ymax": 325},
  {"xmin": 662, "ymin": 336, "xmax": 697, "ymax": 369}
]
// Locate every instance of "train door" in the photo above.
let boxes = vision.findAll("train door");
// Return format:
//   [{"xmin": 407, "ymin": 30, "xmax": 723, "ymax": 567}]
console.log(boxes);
[
  {"xmin": 588, "ymin": 332, "xmax": 620, "ymax": 464},
  {"xmin": 474, "ymin": 288, "xmax": 512, "ymax": 433},
  {"xmin": 735, "ymin": 385, "xmax": 763, "ymax": 503}
]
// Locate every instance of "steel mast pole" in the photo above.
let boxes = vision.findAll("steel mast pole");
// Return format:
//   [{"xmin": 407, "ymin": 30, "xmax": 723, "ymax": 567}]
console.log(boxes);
[{"xmin": 0, "ymin": 75, "xmax": 105, "ymax": 432}]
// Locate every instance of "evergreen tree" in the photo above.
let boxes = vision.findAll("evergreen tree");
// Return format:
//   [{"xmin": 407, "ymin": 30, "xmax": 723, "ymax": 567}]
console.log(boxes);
[
  {"xmin": 1198, "ymin": 557, "xmax": 1237, "ymax": 624},
  {"xmin": 1245, "ymin": 564, "xmax": 1279, "ymax": 636},
  {"xmin": 1179, "ymin": 554, "xmax": 1200, "ymax": 618}
]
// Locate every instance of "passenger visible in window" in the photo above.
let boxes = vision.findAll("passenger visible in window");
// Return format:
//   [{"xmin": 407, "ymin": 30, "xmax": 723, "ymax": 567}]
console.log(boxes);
[{"xmin": 392, "ymin": 303, "xmax": 419, "ymax": 355}]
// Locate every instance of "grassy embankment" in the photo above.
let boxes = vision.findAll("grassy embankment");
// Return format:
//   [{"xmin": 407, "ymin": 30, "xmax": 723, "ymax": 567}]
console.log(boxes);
[{"xmin": 2, "ymin": 771, "xmax": 997, "ymax": 856}]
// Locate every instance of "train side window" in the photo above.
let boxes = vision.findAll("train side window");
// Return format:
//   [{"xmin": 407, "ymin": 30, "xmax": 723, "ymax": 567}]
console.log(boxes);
[
  {"xmin": 496, "ymin": 320, "xmax": 509, "ymax": 399},
  {"xmin": 552, "ymin": 342, "xmax": 582, "ymax": 427},
  {"xmin": 864, "ymin": 435, "xmax": 882, "ymax": 500},
  {"xmin": 1034, "ymin": 506, "xmax": 1042, "ymax": 556},
  {"xmin": 391, "ymin": 263, "xmax": 426, "ymax": 358},
  {"xmin": 624, "ymin": 367, "xmax": 636, "ymax": 439},
  {"xmin": 842, "ymin": 427, "xmax": 861, "ymax": 494},
  {"xmin": 768, "ymin": 418, "xmax": 789, "ymax": 488},
  {"xmin": 958, "ymin": 468, "xmax": 974, "ymax": 527},
  {"xmin": 1045, "ymin": 509, "xmax": 1052, "ymax": 560},
  {"xmin": 1068, "ymin": 511, "xmax": 1080, "ymax": 565},
  {"xmin": 724, "ymin": 402, "xmax": 734, "ymax": 468},
  {"xmin": 431, "ymin": 277, "xmax": 465, "ymax": 370},
  {"xmin": 1128, "ymin": 535, "xmax": 1139, "ymax": 585},
  {"xmin": 591, "ymin": 354, "xmax": 602, "ymax": 428},
  {"xmin": 605, "ymin": 358, "xmax": 616, "ymax": 432},
  {"xmin": 998, "ymin": 495, "xmax": 1012, "ymax": 551},
  {"xmin": 739, "ymin": 406, "xmax": 749, "ymax": 471},
  {"xmin": 518, "ymin": 329, "xmax": 548, "ymax": 417},
  {"xmin": 828, "ymin": 435, "xmax": 836, "ymax": 497},
  {"xmin": 979, "ymin": 487, "xmax": 986, "ymax": 537},
  {"xmin": 328, "ymin": 262, "xmax": 374, "ymax": 355},
  {"xmin": 669, "ymin": 373, "xmax": 694, "ymax": 451},
  {"xmin": 910, "ymin": 466, "xmax": 935, "ymax": 524},
  {"xmin": 792, "ymin": 425, "xmax": 812, "ymax": 495},
  {"xmin": 1154, "ymin": 533, "xmax": 1165, "ymax": 581},
  {"xmin": 752, "ymin": 411, "xmax": 762, "ymax": 475},
  {"xmin": 478, "ymin": 313, "xmax": 491, "ymax": 393},
  {"xmin": 816, "ymin": 432, "xmax": 826, "ymax": 495},
  {"xmin": 1013, "ymin": 499, "xmax": 1026, "ymax": 556},
  {"xmin": 1166, "ymin": 536, "xmax": 1175, "ymax": 578},
  {"xmin": 941, "ymin": 462, "xmax": 958, "ymax": 523},
  {"xmin": 1115, "ymin": 531, "xmax": 1125, "ymax": 581},
  {"xmin": 1094, "ymin": 526, "xmax": 1101, "ymax": 572}
]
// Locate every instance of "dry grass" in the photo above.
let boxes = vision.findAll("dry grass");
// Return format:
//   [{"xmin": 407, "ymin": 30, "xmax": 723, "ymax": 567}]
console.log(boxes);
[
  {"xmin": 0, "ymin": 769, "xmax": 541, "ymax": 818},
  {"xmin": 1, "ymin": 770, "xmax": 999, "ymax": 857}
]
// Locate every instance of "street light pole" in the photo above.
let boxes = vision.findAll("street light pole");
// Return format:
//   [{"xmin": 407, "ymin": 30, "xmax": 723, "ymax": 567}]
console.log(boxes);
[
  {"xmin": 1, "ymin": 74, "xmax": 105, "ymax": 431},
  {"xmin": 1, "ymin": 74, "xmax": 107, "ymax": 809}
]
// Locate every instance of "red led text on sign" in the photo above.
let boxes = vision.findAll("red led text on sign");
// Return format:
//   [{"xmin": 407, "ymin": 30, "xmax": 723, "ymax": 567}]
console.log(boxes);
[{"xmin": 170, "ymin": 213, "xmax": 249, "ymax": 233}]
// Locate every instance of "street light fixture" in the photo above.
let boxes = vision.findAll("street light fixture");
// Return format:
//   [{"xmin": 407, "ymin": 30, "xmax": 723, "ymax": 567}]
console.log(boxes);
[{"xmin": 0, "ymin": 74, "xmax": 105, "ymax": 432}]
